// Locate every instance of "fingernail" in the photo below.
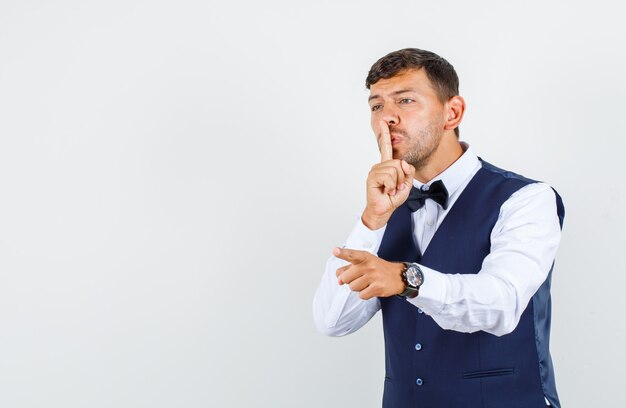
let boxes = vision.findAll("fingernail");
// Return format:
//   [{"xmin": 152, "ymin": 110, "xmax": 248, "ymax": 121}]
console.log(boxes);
[
  {"xmin": 333, "ymin": 247, "xmax": 341, "ymax": 256},
  {"xmin": 398, "ymin": 184, "xmax": 406, "ymax": 191}
]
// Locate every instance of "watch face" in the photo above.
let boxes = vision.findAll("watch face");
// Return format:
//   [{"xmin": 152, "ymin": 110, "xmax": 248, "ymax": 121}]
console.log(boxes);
[
  {"xmin": 406, "ymin": 267, "xmax": 419, "ymax": 286},
  {"xmin": 406, "ymin": 265, "xmax": 423, "ymax": 287}
]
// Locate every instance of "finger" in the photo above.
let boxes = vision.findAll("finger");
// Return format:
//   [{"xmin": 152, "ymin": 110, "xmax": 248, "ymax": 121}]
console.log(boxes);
[
  {"xmin": 338, "ymin": 263, "xmax": 365, "ymax": 285},
  {"xmin": 336, "ymin": 264, "xmax": 351, "ymax": 278},
  {"xmin": 372, "ymin": 161, "xmax": 407, "ymax": 193},
  {"xmin": 333, "ymin": 247, "xmax": 367, "ymax": 265},
  {"xmin": 401, "ymin": 160, "xmax": 415, "ymax": 189},
  {"xmin": 358, "ymin": 283, "xmax": 380, "ymax": 300},
  {"xmin": 370, "ymin": 172, "xmax": 398, "ymax": 196},
  {"xmin": 401, "ymin": 160, "xmax": 415, "ymax": 178},
  {"xmin": 348, "ymin": 275, "xmax": 370, "ymax": 293},
  {"xmin": 370, "ymin": 169, "xmax": 407, "ymax": 196},
  {"xmin": 382, "ymin": 162, "xmax": 406, "ymax": 191},
  {"xmin": 378, "ymin": 120, "xmax": 393, "ymax": 162}
]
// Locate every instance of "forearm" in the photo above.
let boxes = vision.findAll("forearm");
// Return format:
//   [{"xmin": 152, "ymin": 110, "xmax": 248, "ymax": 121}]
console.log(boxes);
[
  {"xmin": 408, "ymin": 183, "xmax": 562, "ymax": 336},
  {"xmin": 313, "ymin": 256, "xmax": 380, "ymax": 336},
  {"xmin": 410, "ymin": 269, "xmax": 536, "ymax": 336},
  {"xmin": 312, "ymin": 217, "xmax": 386, "ymax": 336}
]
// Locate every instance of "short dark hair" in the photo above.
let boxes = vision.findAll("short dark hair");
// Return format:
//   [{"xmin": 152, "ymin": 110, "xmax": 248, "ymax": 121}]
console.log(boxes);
[{"xmin": 366, "ymin": 48, "xmax": 460, "ymax": 137}]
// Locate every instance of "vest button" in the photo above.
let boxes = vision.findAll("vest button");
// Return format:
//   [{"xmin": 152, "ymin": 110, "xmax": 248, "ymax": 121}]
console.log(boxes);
[
  {"xmin": 417, "ymin": 308, "xmax": 424, "ymax": 314},
  {"xmin": 416, "ymin": 378, "xmax": 424, "ymax": 386},
  {"xmin": 415, "ymin": 343, "xmax": 422, "ymax": 351}
]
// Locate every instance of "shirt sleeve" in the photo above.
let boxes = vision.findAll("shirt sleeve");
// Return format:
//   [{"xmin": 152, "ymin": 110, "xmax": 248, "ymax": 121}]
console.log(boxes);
[
  {"xmin": 312, "ymin": 215, "xmax": 386, "ymax": 336},
  {"xmin": 407, "ymin": 182, "xmax": 562, "ymax": 336}
]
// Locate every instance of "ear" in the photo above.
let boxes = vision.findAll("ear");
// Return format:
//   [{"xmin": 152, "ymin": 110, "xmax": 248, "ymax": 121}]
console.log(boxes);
[{"xmin": 444, "ymin": 95, "xmax": 466, "ymax": 133}]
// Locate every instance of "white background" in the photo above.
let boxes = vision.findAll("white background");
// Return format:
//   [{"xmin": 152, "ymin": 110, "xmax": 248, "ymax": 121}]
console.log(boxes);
[{"xmin": 0, "ymin": 1, "xmax": 624, "ymax": 407}]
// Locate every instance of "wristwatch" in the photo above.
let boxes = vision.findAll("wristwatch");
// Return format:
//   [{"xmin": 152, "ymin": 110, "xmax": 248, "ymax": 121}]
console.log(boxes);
[{"xmin": 399, "ymin": 262, "xmax": 424, "ymax": 299}]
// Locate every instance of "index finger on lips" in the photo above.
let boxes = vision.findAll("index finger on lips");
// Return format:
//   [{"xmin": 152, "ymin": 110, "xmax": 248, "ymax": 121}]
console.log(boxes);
[{"xmin": 378, "ymin": 120, "xmax": 393, "ymax": 163}]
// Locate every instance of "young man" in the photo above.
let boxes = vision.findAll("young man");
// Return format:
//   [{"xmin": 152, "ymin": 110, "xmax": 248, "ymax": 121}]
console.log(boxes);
[{"xmin": 313, "ymin": 48, "xmax": 564, "ymax": 408}]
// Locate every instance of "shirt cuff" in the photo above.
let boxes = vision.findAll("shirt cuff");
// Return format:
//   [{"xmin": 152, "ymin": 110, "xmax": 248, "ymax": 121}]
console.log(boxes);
[
  {"xmin": 343, "ymin": 216, "xmax": 387, "ymax": 254},
  {"xmin": 406, "ymin": 265, "xmax": 448, "ymax": 315}
]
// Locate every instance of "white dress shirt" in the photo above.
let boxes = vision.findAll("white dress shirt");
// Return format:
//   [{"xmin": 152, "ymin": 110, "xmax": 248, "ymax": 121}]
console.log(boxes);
[{"xmin": 313, "ymin": 144, "xmax": 562, "ymax": 339}]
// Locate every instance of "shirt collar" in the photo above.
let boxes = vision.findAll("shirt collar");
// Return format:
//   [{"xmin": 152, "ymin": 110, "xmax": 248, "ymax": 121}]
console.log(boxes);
[{"xmin": 412, "ymin": 142, "xmax": 479, "ymax": 198}]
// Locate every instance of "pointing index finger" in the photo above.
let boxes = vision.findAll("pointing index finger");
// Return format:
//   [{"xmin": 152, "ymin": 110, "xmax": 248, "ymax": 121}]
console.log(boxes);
[
  {"xmin": 333, "ymin": 247, "xmax": 366, "ymax": 264},
  {"xmin": 378, "ymin": 120, "xmax": 393, "ymax": 162}
]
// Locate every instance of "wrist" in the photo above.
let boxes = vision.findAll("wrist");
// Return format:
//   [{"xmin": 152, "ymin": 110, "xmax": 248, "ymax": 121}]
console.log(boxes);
[
  {"xmin": 395, "ymin": 262, "xmax": 407, "ymax": 295},
  {"xmin": 361, "ymin": 209, "xmax": 390, "ymax": 230},
  {"xmin": 398, "ymin": 262, "xmax": 423, "ymax": 299}
]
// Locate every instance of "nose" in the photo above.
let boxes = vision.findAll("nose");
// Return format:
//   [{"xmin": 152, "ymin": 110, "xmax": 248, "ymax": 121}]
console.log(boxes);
[{"xmin": 380, "ymin": 104, "xmax": 400, "ymax": 127}]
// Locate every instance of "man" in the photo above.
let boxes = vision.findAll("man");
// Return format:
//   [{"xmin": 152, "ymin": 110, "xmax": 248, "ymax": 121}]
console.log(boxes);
[{"xmin": 313, "ymin": 48, "xmax": 564, "ymax": 408}]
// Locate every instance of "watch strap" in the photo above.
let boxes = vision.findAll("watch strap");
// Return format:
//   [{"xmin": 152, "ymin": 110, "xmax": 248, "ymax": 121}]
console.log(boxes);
[{"xmin": 399, "ymin": 262, "xmax": 419, "ymax": 298}]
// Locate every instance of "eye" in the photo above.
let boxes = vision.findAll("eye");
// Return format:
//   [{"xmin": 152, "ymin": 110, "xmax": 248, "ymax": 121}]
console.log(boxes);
[
  {"xmin": 399, "ymin": 98, "xmax": 414, "ymax": 104},
  {"xmin": 371, "ymin": 104, "xmax": 383, "ymax": 112}
]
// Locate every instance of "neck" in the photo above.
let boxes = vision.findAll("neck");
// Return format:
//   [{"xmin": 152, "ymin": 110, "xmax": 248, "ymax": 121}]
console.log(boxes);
[{"xmin": 414, "ymin": 135, "xmax": 464, "ymax": 183}]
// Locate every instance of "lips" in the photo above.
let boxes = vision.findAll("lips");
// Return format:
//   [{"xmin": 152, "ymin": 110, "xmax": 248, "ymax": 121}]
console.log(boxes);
[{"xmin": 391, "ymin": 134, "xmax": 403, "ymax": 146}]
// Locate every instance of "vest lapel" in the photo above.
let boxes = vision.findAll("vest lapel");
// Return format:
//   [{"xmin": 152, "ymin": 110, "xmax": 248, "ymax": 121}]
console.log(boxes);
[{"xmin": 378, "ymin": 203, "xmax": 422, "ymax": 263}]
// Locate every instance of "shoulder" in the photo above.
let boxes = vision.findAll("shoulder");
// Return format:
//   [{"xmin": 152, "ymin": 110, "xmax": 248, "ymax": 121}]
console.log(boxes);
[
  {"xmin": 506, "ymin": 182, "xmax": 557, "ymax": 209},
  {"xmin": 479, "ymin": 159, "xmax": 536, "ymax": 184},
  {"xmin": 477, "ymin": 159, "xmax": 565, "ymax": 226},
  {"xmin": 478, "ymin": 158, "xmax": 560, "ymax": 199}
]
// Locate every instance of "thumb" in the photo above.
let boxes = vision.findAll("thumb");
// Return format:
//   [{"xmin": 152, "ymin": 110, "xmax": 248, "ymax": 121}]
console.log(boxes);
[{"xmin": 401, "ymin": 160, "xmax": 415, "ymax": 188}]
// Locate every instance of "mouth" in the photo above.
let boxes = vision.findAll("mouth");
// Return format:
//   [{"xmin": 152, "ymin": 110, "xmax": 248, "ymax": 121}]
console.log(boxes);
[{"xmin": 391, "ymin": 134, "xmax": 403, "ymax": 146}]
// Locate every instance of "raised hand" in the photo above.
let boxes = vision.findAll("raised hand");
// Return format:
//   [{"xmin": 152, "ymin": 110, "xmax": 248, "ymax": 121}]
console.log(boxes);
[{"xmin": 362, "ymin": 121, "xmax": 415, "ymax": 230}]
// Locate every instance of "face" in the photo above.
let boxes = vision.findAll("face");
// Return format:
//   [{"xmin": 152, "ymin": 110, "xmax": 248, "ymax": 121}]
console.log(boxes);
[{"xmin": 368, "ymin": 69, "xmax": 447, "ymax": 170}]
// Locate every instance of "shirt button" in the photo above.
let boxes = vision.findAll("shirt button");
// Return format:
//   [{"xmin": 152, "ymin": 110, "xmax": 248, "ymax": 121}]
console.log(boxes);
[
  {"xmin": 426, "ymin": 219, "xmax": 435, "ymax": 227},
  {"xmin": 416, "ymin": 378, "xmax": 424, "ymax": 386},
  {"xmin": 417, "ymin": 308, "xmax": 424, "ymax": 314},
  {"xmin": 415, "ymin": 343, "xmax": 422, "ymax": 351}
]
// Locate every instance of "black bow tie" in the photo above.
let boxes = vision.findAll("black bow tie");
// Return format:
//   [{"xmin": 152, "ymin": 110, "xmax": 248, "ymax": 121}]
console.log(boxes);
[{"xmin": 406, "ymin": 180, "xmax": 449, "ymax": 212}]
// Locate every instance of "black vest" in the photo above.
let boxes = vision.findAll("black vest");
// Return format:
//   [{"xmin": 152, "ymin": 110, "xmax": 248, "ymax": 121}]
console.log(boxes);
[{"xmin": 377, "ymin": 160, "xmax": 565, "ymax": 408}]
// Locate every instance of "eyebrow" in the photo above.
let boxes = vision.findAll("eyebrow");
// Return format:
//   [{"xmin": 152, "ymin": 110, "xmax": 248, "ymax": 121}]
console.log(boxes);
[{"xmin": 368, "ymin": 89, "xmax": 418, "ymax": 102}]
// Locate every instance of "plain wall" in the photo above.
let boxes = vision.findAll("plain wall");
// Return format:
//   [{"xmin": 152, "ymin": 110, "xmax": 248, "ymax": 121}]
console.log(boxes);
[{"xmin": 0, "ymin": 0, "xmax": 624, "ymax": 407}]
